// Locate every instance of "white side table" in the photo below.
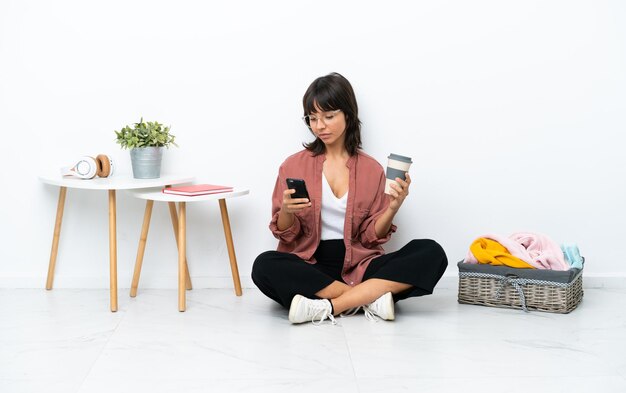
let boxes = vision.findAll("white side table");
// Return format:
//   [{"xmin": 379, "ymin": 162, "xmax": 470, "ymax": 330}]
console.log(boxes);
[
  {"xmin": 127, "ymin": 187, "xmax": 250, "ymax": 311},
  {"xmin": 39, "ymin": 173, "xmax": 195, "ymax": 312}
]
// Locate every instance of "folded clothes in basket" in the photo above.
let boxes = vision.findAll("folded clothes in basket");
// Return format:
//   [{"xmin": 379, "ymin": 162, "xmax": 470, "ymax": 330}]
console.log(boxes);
[
  {"xmin": 463, "ymin": 232, "xmax": 570, "ymax": 271},
  {"xmin": 561, "ymin": 244, "xmax": 584, "ymax": 269}
]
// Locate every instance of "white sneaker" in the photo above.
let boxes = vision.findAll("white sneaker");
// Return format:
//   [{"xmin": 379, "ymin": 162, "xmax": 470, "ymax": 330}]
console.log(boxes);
[
  {"xmin": 289, "ymin": 295, "xmax": 337, "ymax": 325},
  {"xmin": 363, "ymin": 292, "xmax": 395, "ymax": 321}
]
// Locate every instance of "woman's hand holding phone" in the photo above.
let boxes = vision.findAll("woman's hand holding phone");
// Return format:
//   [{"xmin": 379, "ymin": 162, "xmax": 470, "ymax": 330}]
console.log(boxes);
[
  {"xmin": 282, "ymin": 188, "xmax": 311, "ymax": 214},
  {"xmin": 277, "ymin": 178, "xmax": 311, "ymax": 231}
]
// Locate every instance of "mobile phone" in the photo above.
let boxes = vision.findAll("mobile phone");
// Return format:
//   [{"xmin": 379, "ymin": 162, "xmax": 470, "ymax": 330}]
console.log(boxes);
[{"xmin": 286, "ymin": 178, "xmax": 310, "ymax": 200}]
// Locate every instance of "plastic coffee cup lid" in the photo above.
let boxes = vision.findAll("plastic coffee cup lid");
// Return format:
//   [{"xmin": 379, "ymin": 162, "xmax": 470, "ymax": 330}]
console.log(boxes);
[{"xmin": 388, "ymin": 153, "xmax": 412, "ymax": 163}]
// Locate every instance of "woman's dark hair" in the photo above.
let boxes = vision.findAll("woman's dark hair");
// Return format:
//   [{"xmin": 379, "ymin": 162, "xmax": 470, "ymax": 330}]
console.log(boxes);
[{"xmin": 302, "ymin": 72, "xmax": 362, "ymax": 156}]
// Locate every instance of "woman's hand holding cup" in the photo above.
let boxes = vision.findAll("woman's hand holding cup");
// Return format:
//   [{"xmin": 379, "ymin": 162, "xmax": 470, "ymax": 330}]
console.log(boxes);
[
  {"xmin": 384, "ymin": 153, "xmax": 412, "ymax": 212},
  {"xmin": 388, "ymin": 172, "xmax": 411, "ymax": 212}
]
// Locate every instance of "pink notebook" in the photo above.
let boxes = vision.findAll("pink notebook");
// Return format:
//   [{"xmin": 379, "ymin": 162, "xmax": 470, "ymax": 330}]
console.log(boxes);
[{"xmin": 163, "ymin": 184, "xmax": 233, "ymax": 196}]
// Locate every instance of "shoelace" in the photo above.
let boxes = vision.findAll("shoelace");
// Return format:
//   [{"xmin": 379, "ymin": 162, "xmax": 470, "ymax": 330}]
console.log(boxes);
[
  {"xmin": 312, "ymin": 309, "xmax": 337, "ymax": 325},
  {"xmin": 339, "ymin": 306, "xmax": 361, "ymax": 317},
  {"xmin": 310, "ymin": 300, "xmax": 338, "ymax": 325},
  {"xmin": 362, "ymin": 305, "xmax": 381, "ymax": 322},
  {"xmin": 340, "ymin": 305, "xmax": 381, "ymax": 322}
]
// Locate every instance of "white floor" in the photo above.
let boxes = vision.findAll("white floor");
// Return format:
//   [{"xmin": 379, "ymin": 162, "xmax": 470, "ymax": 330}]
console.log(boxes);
[{"xmin": 1, "ymin": 286, "xmax": 625, "ymax": 393}]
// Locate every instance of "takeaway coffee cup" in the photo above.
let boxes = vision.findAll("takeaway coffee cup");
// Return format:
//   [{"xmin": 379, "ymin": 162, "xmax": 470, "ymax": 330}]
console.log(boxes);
[{"xmin": 385, "ymin": 153, "xmax": 412, "ymax": 194}]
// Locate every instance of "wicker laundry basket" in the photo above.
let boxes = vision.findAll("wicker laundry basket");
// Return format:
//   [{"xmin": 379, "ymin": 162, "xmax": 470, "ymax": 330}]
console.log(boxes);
[{"xmin": 457, "ymin": 261, "xmax": 584, "ymax": 313}]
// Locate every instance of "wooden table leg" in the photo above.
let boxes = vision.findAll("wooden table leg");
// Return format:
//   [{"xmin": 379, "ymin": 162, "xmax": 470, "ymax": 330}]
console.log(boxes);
[
  {"xmin": 130, "ymin": 200, "xmax": 154, "ymax": 297},
  {"xmin": 219, "ymin": 199, "xmax": 242, "ymax": 296},
  {"xmin": 168, "ymin": 202, "xmax": 192, "ymax": 290},
  {"xmin": 109, "ymin": 190, "xmax": 118, "ymax": 312},
  {"xmin": 46, "ymin": 187, "xmax": 67, "ymax": 290},
  {"xmin": 178, "ymin": 202, "xmax": 187, "ymax": 311}
]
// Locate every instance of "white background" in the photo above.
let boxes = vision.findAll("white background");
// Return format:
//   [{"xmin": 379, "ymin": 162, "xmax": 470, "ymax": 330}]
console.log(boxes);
[{"xmin": 1, "ymin": 0, "xmax": 624, "ymax": 288}]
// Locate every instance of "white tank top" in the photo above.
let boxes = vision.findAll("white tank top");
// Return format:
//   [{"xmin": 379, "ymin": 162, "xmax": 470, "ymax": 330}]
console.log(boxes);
[{"xmin": 320, "ymin": 172, "xmax": 347, "ymax": 240}]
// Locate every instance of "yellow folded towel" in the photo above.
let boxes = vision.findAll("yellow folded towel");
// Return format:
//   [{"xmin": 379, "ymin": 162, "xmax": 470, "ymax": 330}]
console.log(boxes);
[{"xmin": 470, "ymin": 238, "xmax": 535, "ymax": 269}]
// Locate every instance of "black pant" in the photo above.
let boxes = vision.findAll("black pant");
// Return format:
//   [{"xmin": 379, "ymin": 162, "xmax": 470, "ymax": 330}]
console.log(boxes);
[{"xmin": 251, "ymin": 239, "xmax": 448, "ymax": 308}]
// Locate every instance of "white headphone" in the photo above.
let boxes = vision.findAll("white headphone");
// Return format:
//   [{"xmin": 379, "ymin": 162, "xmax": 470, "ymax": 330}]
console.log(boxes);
[{"xmin": 61, "ymin": 155, "xmax": 115, "ymax": 179}]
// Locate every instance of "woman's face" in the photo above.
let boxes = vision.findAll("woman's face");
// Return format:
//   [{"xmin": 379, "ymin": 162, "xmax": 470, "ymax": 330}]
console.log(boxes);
[{"xmin": 307, "ymin": 107, "xmax": 347, "ymax": 148}]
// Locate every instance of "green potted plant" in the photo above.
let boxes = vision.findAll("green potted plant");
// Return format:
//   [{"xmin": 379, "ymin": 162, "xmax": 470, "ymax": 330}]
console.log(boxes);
[{"xmin": 114, "ymin": 118, "xmax": 177, "ymax": 179}]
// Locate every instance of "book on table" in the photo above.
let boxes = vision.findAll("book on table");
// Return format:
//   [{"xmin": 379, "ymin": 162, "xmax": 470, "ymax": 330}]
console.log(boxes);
[{"xmin": 162, "ymin": 184, "xmax": 233, "ymax": 196}]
